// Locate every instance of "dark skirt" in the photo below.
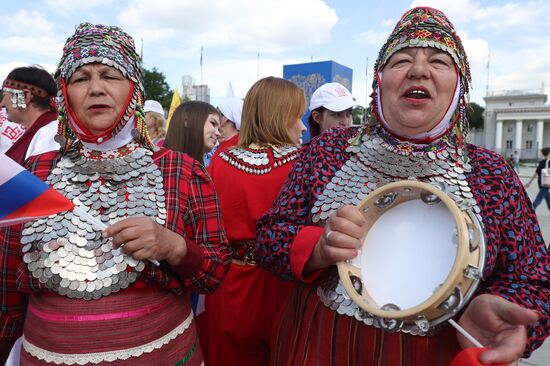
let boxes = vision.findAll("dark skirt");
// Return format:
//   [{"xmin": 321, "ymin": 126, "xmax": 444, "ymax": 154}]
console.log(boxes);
[{"xmin": 271, "ymin": 282, "xmax": 462, "ymax": 366}]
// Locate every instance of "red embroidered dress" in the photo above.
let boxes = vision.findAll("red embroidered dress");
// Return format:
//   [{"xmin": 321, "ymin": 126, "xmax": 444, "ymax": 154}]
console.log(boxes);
[
  {"xmin": 257, "ymin": 127, "xmax": 549, "ymax": 366},
  {"xmin": 197, "ymin": 144, "xmax": 298, "ymax": 366},
  {"xmin": 0, "ymin": 145, "xmax": 231, "ymax": 365}
]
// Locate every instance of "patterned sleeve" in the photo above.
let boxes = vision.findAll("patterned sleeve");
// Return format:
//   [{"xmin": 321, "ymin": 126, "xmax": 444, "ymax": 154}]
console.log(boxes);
[
  {"xmin": 473, "ymin": 149, "xmax": 549, "ymax": 356},
  {"xmin": 257, "ymin": 133, "xmax": 347, "ymax": 280},
  {"xmin": 0, "ymin": 152, "xmax": 56, "ymax": 341},
  {"xmin": 179, "ymin": 160, "xmax": 231, "ymax": 293}
]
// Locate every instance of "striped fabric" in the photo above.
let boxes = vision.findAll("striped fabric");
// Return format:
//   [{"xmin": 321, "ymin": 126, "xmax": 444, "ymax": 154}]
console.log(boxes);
[
  {"xmin": 20, "ymin": 290, "xmax": 202, "ymax": 365},
  {"xmin": 0, "ymin": 147, "xmax": 231, "ymax": 341},
  {"xmin": 271, "ymin": 283, "xmax": 462, "ymax": 366}
]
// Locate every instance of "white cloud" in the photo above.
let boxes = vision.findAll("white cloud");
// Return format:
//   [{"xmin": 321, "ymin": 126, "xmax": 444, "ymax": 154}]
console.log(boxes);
[
  {"xmin": 42, "ymin": 0, "xmax": 115, "ymax": 13},
  {"xmin": 381, "ymin": 18, "xmax": 396, "ymax": 28},
  {"xmin": 0, "ymin": 10, "xmax": 54, "ymax": 35},
  {"xmin": 0, "ymin": 10, "xmax": 61, "ymax": 60},
  {"xmin": 457, "ymin": 31, "xmax": 490, "ymax": 103},
  {"xmin": 185, "ymin": 57, "xmax": 288, "ymax": 103},
  {"xmin": 0, "ymin": 62, "xmax": 57, "ymax": 83},
  {"xmin": 0, "ymin": 37, "xmax": 63, "ymax": 60},
  {"xmin": 487, "ymin": 43, "xmax": 550, "ymax": 93},
  {"xmin": 118, "ymin": 0, "xmax": 338, "ymax": 52},
  {"xmin": 409, "ymin": 0, "xmax": 547, "ymax": 32},
  {"xmin": 354, "ymin": 30, "xmax": 390, "ymax": 47}
]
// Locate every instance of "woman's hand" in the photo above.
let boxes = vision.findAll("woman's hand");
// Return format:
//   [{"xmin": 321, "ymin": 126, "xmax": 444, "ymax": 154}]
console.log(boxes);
[
  {"xmin": 457, "ymin": 294, "xmax": 540, "ymax": 364},
  {"xmin": 304, "ymin": 205, "xmax": 368, "ymax": 275},
  {"xmin": 103, "ymin": 217, "xmax": 187, "ymax": 266}
]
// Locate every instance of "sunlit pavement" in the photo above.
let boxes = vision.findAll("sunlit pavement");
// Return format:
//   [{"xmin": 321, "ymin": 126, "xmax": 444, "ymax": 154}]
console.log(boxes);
[{"xmin": 516, "ymin": 165, "xmax": 548, "ymax": 366}]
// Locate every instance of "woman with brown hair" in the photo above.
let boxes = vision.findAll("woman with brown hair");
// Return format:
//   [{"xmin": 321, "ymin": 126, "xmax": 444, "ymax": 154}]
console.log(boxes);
[
  {"xmin": 163, "ymin": 100, "xmax": 221, "ymax": 165},
  {"xmin": 198, "ymin": 76, "xmax": 306, "ymax": 365}
]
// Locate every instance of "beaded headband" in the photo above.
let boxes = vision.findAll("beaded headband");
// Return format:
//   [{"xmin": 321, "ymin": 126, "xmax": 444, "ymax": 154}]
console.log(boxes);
[
  {"xmin": 54, "ymin": 23, "xmax": 151, "ymax": 149},
  {"xmin": 2, "ymin": 79, "xmax": 51, "ymax": 98}
]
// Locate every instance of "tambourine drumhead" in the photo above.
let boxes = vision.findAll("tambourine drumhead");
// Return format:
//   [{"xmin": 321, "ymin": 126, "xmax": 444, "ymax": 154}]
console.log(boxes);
[
  {"xmin": 337, "ymin": 180, "xmax": 484, "ymax": 329},
  {"xmin": 361, "ymin": 199, "xmax": 457, "ymax": 311}
]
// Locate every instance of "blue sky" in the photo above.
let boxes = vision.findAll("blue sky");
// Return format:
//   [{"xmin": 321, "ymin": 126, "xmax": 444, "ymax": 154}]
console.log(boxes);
[{"xmin": 1, "ymin": 0, "xmax": 549, "ymax": 107}]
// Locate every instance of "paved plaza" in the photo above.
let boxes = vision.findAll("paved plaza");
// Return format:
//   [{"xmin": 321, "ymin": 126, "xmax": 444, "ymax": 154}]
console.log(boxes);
[{"xmin": 517, "ymin": 165, "xmax": 549, "ymax": 366}]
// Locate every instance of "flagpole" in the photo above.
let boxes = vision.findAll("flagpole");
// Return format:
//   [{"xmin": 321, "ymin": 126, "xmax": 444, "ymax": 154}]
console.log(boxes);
[
  {"xmin": 485, "ymin": 51, "xmax": 490, "ymax": 97},
  {"xmin": 365, "ymin": 57, "xmax": 369, "ymax": 109},
  {"xmin": 200, "ymin": 46, "xmax": 204, "ymax": 84},
  {"xmin": 257, "ymin": 52, "xmax": 260, "ymax": 80},
  {"xmin": 73, "ymin": 206, "xmax": 160, "ymax": 266}
]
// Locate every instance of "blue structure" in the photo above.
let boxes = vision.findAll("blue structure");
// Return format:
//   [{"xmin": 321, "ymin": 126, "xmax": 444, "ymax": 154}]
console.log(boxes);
[{"xmin": 283, "ymin": 60, "xmax": 353, "ymax": 142}]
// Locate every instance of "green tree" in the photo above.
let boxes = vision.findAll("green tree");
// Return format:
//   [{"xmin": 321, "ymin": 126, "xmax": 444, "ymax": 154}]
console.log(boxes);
[
  {"xmin": 466, "ymin": 101, "xmax": 485, "ymax": 130},
  {"xmin": 351, "ymin": 106, "xmax": 371, "ymax": 125},
  {"xmin": 143, "ymin": 67, "xmax": 173, "ymax": 112},
  {"xmin": 352, "ymin": 106, "xmax": 363, "ymax": 125}
]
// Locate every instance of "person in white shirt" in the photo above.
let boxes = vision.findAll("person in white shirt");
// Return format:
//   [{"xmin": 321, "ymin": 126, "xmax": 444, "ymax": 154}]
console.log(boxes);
[{"xmin": 0, "ymin": 65, "xmax": 59, "ymax": 163}]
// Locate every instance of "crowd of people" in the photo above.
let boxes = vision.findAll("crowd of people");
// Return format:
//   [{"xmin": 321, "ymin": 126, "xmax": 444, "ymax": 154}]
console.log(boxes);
[{"xmin": 0, "ymin": 6, "xmax": 548, "ymax": 366}]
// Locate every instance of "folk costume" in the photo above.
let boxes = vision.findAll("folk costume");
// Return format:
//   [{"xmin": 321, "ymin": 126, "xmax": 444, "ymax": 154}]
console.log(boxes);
[
  {"xmin": 257, "ymin": 7, "xmax": 549, "ymax": 366},
  {"xmin": 0, "ymin": 109, "xmax": 24, "ymax": 153},
  {"xmin": 2, "ymin": 77, "xmax": 59, "ymax": 164},
  {"xmin": 198, "ymin": 144, "xmax": 299, "ymax": 365},
  {"xmin": 0, "ymin": 23, "xmax": 231, "ymax": 365}
]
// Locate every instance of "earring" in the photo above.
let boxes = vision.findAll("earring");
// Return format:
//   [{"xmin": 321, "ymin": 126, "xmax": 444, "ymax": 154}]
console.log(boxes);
[{"xmin": 10, "ymin": 90, "xmax": 26, "ymax": 109}]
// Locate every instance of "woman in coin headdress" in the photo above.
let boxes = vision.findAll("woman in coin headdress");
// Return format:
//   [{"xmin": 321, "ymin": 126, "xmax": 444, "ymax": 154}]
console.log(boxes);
[
  {"xmin": 257, "ymin": 7, "xmax": 548, "ymax": 366},
  {"xmin": 197, "ymin": 76, "xmax": 306, "ymax": 366},
  {"xmin": 0, "ymin": 23, "xmax": 231, "ymax": 365}
]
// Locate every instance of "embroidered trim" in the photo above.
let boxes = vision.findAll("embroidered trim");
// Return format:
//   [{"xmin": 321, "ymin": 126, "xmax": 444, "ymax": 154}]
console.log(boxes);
[
  {"xmin": 220, "ymin": 145, "xmax": 299, "ymax": 175},
  {"xmin": 78, "ymin": 141, "xmax": 140, "ymax": 159},
  {"xmin": 22, "ymin": 311, "xmax": 194, "ymax": 365}
]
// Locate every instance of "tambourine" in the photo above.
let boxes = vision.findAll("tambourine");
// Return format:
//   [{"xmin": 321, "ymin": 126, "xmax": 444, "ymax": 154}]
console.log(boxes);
[{"xmin": 337, "ymin": 180, "xmax": 485, "ymax": 335}]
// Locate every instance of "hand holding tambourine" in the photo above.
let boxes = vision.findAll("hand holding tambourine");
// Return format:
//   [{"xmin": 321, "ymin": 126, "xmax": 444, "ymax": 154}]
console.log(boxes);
[{"xmin": 309, "ymin": 181, "xmax": 539, "ymax": 365}]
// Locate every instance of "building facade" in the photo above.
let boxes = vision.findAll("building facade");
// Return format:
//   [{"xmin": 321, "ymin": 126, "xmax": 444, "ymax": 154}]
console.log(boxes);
[
  {"xmin": 181, "ymin": 75, "xmax": 211, "ymax": 103},
  {"xmin": 283, "ymin": 60, "xmax": 353, "ymax": 142},
  {"xmin": 476, "ymin": 89, "xmax": 550, "ymax": 160}
]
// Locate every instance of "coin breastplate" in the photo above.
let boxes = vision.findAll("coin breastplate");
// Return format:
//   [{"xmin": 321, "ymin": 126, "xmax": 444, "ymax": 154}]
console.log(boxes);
[
  {"xmin": 313, "ymin": 129, "xmax": 484, "ymax": 332},
  {"xmin": 20, "ymin": 144, "xmax": 167, "ymax": 300},
  {"xmin": 220, "ymin": 145, "xmax": 299, "ymax": 175}
]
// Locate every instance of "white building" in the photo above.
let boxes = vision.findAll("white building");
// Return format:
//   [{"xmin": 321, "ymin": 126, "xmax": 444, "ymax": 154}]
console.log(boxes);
[
  {"xmin": 181, "ymin": 75, "xmax": 210, "ymax": 103},
  {"xmin": 473, "ymin": 89, "xmax": 550, "ymax": 160}
]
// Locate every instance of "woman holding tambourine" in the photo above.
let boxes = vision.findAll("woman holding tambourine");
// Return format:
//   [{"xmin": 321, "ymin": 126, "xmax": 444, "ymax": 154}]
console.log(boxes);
[{"xmin": 257, "ymin": 7, "xmax": 548, "ymax": 366}]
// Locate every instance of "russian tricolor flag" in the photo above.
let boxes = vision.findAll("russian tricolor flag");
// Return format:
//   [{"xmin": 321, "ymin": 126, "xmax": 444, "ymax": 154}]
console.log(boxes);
[{"xmin": 0, "ymin": 151, "xmax": 74, "ymax": 227}]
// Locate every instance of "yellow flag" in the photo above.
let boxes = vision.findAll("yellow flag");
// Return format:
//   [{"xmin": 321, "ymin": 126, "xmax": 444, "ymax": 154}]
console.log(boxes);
[{"xmin": 166, "ymin": 88, "xmax": 181, "ymax": 129}]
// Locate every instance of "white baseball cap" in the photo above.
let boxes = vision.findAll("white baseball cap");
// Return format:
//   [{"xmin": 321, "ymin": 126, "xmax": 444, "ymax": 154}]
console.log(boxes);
[
  {"xmin": 309, "ymin": 82, "xmax": 356, "ymax": 112},
  {"xmin": 144, "ymin": 100, "xmax": 164, "ymax": 116}
]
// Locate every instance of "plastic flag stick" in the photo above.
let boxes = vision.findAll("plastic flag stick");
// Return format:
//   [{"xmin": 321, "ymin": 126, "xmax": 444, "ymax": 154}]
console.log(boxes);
[{"xmin": 448, "ymin": 319, "xmax": 484, "ymax": 348}]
